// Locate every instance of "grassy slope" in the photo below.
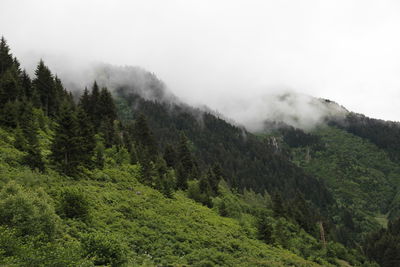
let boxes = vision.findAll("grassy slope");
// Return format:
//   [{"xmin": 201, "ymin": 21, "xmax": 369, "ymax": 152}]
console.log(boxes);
[{"xmin": 0, "ymin": 127, "xmax": 322, "ymax": 267}]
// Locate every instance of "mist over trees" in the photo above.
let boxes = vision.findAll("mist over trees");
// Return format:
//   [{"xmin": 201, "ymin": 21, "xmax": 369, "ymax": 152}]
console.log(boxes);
[{"xmin": 0, "ymin": 36, "xmax": 398, "ymax": 266}]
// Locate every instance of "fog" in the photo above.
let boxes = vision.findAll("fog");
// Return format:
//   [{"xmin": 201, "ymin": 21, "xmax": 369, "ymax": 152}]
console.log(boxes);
[{"xmin": 1, "ymin": 0, "xmax": 400, "ymax": 129}]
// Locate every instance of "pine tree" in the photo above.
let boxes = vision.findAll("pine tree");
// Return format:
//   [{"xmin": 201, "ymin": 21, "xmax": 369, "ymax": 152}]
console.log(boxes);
[
  {"xmin": 258, "ymin": 214, "xmax": 273, "ymax": 244},
  {"xmin": 99, "ymin": 119, "xmax": 115, "ymax": 148},
  {"xmin": 163, "ymin": 144, "xmax": 178, "ymax": 168},
  {"xmin": 20, "ymin": 70, "xmax": 33, "ymax": 99},
  {"xmin": 188, "ymin": 175, "xmax": 213, "ymax": 207},
  {"xmin": 129, "ymin": 144, "xmax": 138, "ymax": 164},
  {"xmin": 207, "ymin": 167, "xmax": 221, "ymax": 196},
  {"xmin": 51, "ymin": 101, "xmax": 81, "ymax": 176},
  {"xmin": 76, "ymin": 108, "xmax": 96, "ymax": 168},
  {"xmin": 0, "ymin": 65, "xmax": 22, "ymax": 105},
  {"xmin": 89, "ymin": 81, "xmax": 101, "ymax": 128},
  {"xmin": 14, "ymin": 126, "xmax": 27, "ymax": 151},
  {"xmin": 272, "ymin": 192, "xmax": 286, "ymax": 218},
  {"xmin": 0, "ymin": 101, "xmax": 19, "ymax": 127},
  {"xmin": 17, "ymin": 101, "xmax": 45, "ymax": 171},
  {"xmin": 177, "ymin": 134, "xmax": 198, "ymax": 180},
  {"xmin": 79, "ymin": 87, "xmax": 91, "ymax": 114},
  {"xmin": 161, "ymin": 169, "xmax": 175, "ymax": 198},
  {"xmin": 176, "ymin": 162, "xmax": 188, "ymax": 190},
  {"xmin": 32, "ymin": 60, "xmax": 56, "ymax": 116},
  {"xmin": 94, "ymin": 134, "xmax": 105, "ymax": 169},
  {"xmin": 99, "ymin": 87, "xmax": 117, "ymax": 121},
  {"xmin": 0, "ymin": 37, "xmax": 14, "ymax": 76},
  {"xmin": 133, "ymin": 114, "xmax": 157, "ymax": 158},
  {"xmin": 53, "ymin": 76, "xmax": 66, "ymax": 114}
]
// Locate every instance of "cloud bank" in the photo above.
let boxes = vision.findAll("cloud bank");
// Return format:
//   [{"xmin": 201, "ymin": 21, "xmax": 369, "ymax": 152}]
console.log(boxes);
[{"xmin": 1, "ymin": 0, "xmax": 399, "ymax": 126}]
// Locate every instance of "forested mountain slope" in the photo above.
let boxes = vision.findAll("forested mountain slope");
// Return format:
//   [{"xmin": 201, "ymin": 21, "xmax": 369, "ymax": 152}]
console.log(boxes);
[
  {"xmin": 271, "ymin": 124, "xmax": 400, "ymax": 266},
  {"xmin": 113, "ymin": 86, "xmax": 333, "ymax": 210},
  {"xmin": 0, "ymin": 36, "xmax": 388, "ymax": 266}
]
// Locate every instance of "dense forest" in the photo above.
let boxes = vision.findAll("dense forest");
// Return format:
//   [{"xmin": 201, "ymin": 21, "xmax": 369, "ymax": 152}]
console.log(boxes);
[{"xmin": 0, "ymin": 36, "xmax": 398, "ymax": 266}]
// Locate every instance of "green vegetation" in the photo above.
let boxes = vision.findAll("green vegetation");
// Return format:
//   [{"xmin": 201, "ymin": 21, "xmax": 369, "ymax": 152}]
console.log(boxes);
[
  {"xmin": 0, "ymin": 36, "xmax": 388, "ymax": 266},
  {"xmin": 277, "ymin": 125, "xmax": 400, "ymax": 265},
  {"xmin": 0, "ymin": 127, "xmax": 345, "ymax": 266}
]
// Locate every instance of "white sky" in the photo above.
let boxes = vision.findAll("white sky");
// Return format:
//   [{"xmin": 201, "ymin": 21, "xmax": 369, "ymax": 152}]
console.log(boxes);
[{"xmin": 1, "ymin": 0, "xmax": 400, "ymax": 121}]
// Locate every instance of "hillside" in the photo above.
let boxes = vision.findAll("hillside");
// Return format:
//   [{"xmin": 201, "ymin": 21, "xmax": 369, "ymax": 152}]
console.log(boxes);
[
  {"xmin": 267, "ymin": 123, "xmax": 400, "ymax": 266},
  {"xmin": 0, "ymin": 128, "xmax": 326, "ymax": 266},
  {"xmin": 0, "ymin": 36, "xmax": 389, "ymax": 266}
]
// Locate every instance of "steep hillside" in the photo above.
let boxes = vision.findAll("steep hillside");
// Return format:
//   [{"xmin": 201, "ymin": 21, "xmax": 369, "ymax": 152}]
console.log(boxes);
[
  {"xmin": 270, "ymin": 124, "xmax": 400, "ymax": 263},
  {"xmin": 0, "ymin": 36, "xmax": 382, "ymax": 266},
  {"xmin": 113, "ymin": 88, "xmax": 333, "ymax": 211},
  {"xmin": 332, "ymin": 113, "xmax": 400, "ymax": 164},
  {"xmin": 0, "ymin": 126, "xmax": 368, "ymax": 266}
]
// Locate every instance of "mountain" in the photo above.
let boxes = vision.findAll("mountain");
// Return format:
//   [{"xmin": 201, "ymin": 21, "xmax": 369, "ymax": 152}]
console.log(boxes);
[{"xmin": 0, "ymin": 36, "xmax": 395, "ymax": 266}]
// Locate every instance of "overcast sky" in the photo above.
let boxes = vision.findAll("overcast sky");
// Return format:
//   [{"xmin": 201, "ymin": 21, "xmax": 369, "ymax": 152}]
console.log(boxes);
[{"xmin": 1, "ymin": 0, "xmax": 400, "ymax": 122}]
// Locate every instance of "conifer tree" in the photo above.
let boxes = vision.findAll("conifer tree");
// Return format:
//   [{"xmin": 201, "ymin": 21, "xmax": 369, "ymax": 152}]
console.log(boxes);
[
  {"xmin": 129, "ymin": 144, "xmax": 138, "ymax": 164},
  {"xmin": 163, "ymin": 144, "xmax": 178, "ymax": 168},
  {"xmin": 76, "ymin": 108, "xmax": 96, "ymax": 168},
  {"xmin": 99, "ymin": 119, "xmax": 115, "ymax": 148},
  {"xmin": 17, "ymin": 101, "xmax": 45, "ymax": 171},
  {"xmin": 53, "ymin": 76, "xmax": 66, "ymax": 114},
  {"xmin": 20, "ymin": 70, "xmax": 32, "ymax": 99},
  {"xmin": 177, "ymin": 134, "xmax": 198, "ymax": 180},
  {"xmin": 32, "ymin": 60, "xmax": 56, "ymax": 116},
  {"xmin": 94, "ymin": 134, "xmax": 105, "ymax": 169},
  {"xmin": 272, "ymin": 192, "xmax": 286, "ymax": 218},
  {"xmin": 51, "ymin": 101, "xmax": 80, "ymax": 176},
  {"xmin": 89, "ymin": 81, "xmax": 101, "ymax": 128},
  {"xmin": 99, "ymin": 87, "xmax": 117, "ymax": 121},
  {"xmin": 161, "ymin": 169, "xmax": 175, "ymax": 198},
  {"xmin": 79, "ymin": 87, "xmax": 91, "ymax": 114},
  {"xmin": 176, "ymin": 162, "xmax": 188, "ymax": 190},
  {"xmin": 133, "ymin": 114, "xmax": 157, "ymax": 158},
  {"xmin": 0, "ymin": 37, "xmax": 13, "ymax": 76},
  {"xmin": 0, "ymin": 101, "xmax": 18, "ymax": 127},
  {"xmin": 0, "ymin": 65, "xmax": 22, "ymax": 105},
  {"xmin": 14, "ymin": 126, "xmax": 27, "ymax": 151},
  {"xmin": 207, "ymin": 168, "xmax": 222, "ymax": 196}
]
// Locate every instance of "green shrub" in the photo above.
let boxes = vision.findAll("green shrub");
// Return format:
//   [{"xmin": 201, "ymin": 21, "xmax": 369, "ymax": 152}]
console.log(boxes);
[
  {"xmin": 58, "ymin": 188, "xmax": 91, "ymax": 222},
  {"xmin": 0, "ymin": 181, "xmax": 60, "ymax": 239},
  {"xmin": 82, "ymin": 232, "xmax": 128, "ymax": 267}
]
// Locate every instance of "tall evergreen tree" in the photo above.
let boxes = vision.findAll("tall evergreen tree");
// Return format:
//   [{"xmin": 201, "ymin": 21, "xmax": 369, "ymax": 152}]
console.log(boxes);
[
  {"xmin": 0, "ymin": 65, "xmax": 22, "ymax": 106},
  {"xmin": 89, "ymin": 81, "xmax": 101, "ymax": 128},
  {"xmin": 53, "ymin": 76, "xmax": 67, "ymax": 114},
  {"xmin": 76, "ymin": 108, "xmax": 96, "ymax": 168},
  {"xmin": 99, "ymin": 87, "xmax": 117, "ymax": 121},
  {"xmin": 0, "ymin": 37, "xmax": 13, "ymax": 76},
  {"xmin": 14, "ymin": 101, "xmax": 45, "ymax": 171},
  {"xmin": 50, "ymin": 101, "xmax": 81, "ymax": 176},
  {"xmin": 176, "ymin": 162, "xmax": 188, "ymax": 190},
  {"xmin": 133, "ymin": 114, "xmax": 157, "ymax": 158},
  {"xmin": 20, "ymin": 70, "xmax": 33, "ymax": 99},
  {"xmin": 32, "ymin": 60, "xmax": 56, "ymax": 116},
  {"xmin": 163, "ymin": 144, "xmax": 178, "ymax": 168},
  {"xmin": 79, "ymin": 87, "xmax": 91, "ymax": 114},
  {"xmin": 177, "ymin": 134, "xmax": 198, "ymax": 180},
  {"xmin": 0, "ymin": 101, "xmax": 19, "ymax": 127}
]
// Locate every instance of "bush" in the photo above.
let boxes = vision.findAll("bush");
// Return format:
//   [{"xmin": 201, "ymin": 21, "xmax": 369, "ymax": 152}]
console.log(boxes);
[
  {"xmin": 82, "ymin": 232, "xmax": 128, "ymax": 267},
  {"xmin": 187, "ymin": 180, "xmax": 212, "ymax": 207},
  {"xmin": 0, "ymin": 181, "xmax": 60, "ymax": 240},
  {"xmin": 58, "ymin": 188, "xmax": 91, "ymax": 222}
]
